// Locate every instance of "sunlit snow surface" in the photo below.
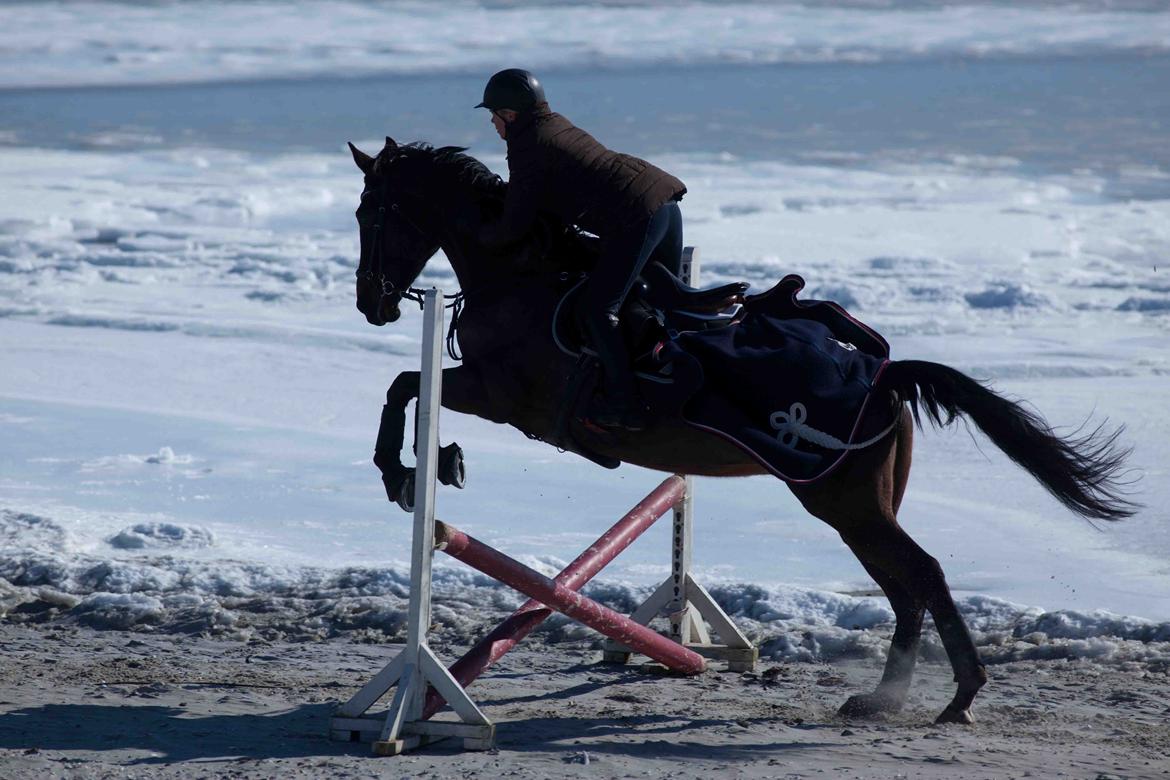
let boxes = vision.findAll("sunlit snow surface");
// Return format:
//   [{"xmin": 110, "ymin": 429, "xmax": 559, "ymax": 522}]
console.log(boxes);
[
  {"xmin": 1, "ymin": 1, "xmax": 1169, "ymax": 655},
  {"xmin": 3, "ymin": 1, "xmax": 1170, "ymax": 89}
]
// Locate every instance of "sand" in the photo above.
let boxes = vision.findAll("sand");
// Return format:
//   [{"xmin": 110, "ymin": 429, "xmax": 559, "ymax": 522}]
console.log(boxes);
[{"xmin": 0, "ymin": 624, "xmax": 1168, "ymax": 779}]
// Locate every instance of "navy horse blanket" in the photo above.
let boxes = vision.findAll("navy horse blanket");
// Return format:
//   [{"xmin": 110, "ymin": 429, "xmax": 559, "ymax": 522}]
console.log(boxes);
[{"xmin": 646, "ymin": 275, "xmax": 893, "ymax": 483}]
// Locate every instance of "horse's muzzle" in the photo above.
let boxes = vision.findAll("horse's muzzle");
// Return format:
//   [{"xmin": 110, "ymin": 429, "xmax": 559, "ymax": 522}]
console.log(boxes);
[
  {"xmin": 358, "ymin": 300, "xmax": 401, "ymax": 327},
  {"xmin": 380, "ymin": 302, "xmax": 402, "ymax": 324},
  {"xmin": 356, "ymin": 280, "xmax": 402, "ymax": 326}
]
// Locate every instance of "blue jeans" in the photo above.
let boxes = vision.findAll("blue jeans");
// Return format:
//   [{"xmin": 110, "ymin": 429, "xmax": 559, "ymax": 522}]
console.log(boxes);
[
  {"xmin": 583, "ymin": 201, "xmax": 683, "ymax": 407},
  {"xmin": 585, "ymin": 200, "xmax": 683, "ymax": 320}
]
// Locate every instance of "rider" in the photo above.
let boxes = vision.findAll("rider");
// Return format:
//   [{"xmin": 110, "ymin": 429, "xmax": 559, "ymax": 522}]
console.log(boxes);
[{"xmin": 475, "ymin": 68, "xmax": 687, "ymax": 433}]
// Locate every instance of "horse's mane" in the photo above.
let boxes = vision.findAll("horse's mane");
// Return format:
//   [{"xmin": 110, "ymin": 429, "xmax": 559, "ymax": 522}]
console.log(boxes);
[
  {"xmin": 381, "ymin": 140, "xmax": 598, "ymax": 272},
  {"xmin": 385, "ymin": 142, "xmax": 506, "ymax": 201}
]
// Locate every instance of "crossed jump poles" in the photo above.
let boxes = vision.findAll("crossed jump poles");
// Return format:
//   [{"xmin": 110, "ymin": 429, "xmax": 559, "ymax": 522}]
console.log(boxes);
[{"xmin": 332, "ymin": 249, "xmax": 757, "ymax": 756}]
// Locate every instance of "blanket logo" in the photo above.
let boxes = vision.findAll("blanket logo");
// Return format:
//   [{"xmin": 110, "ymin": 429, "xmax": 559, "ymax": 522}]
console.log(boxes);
[
  {"xmin": 770, "ymin": 402, "xmax": 809, "ymax": 449},
  {"xmin": 828, "ymin": 337, "xmax": 857, "ymax": 352}
]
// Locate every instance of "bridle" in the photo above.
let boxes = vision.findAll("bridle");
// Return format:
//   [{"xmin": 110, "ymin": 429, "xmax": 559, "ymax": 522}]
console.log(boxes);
[
  {"xmin": 355, "ymin": 164, "xmax": 467, "ymax": 358},
  {"xmin": 356, "ymin": 173, "xmax": 430, "ymax": 307}
]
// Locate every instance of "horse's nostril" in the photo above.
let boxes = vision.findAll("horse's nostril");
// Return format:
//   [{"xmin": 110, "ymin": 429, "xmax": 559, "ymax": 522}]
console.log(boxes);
[{"xmin": 385, "ymin": 306, "xmax": 402, "ymax": 323}]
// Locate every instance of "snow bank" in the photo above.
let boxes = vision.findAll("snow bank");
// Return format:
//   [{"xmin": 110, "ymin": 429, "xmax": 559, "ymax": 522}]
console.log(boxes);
[
  {"xmin": 2, "ymin": 510, "xmax": 1167, "ymax": 666},
  {"xmin": 2, "ymin": 146, "xmax": 1167, "ymax": 359}
]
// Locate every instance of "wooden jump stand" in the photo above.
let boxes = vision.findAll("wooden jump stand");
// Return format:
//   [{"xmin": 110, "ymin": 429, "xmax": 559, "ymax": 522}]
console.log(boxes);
[
  {"xmin": 600, "ymin": 248, "xmax": 757, "ymax": 673},
  {"xmin": 331, "ymin": 248, "xmax": 756, "ymax": 756}
]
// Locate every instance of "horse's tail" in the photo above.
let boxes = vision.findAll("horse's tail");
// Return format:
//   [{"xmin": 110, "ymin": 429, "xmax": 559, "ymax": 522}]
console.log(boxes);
[{"xmin": 880, "ymin": 360, "xmax": 1138, "ymax": 521}]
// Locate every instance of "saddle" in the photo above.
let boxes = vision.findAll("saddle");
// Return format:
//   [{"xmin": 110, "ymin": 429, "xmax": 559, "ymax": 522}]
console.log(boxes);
[
  {"xmin": 547, "ymin": 263, "xmax": 749, "ymax": 467},
  {"xmin": 640, "ymin": 261, "xmax": 751, "ymax": 319},
  {"xmin": 552, "ymin": 261, "xmax": 749, "ymax": 370}
]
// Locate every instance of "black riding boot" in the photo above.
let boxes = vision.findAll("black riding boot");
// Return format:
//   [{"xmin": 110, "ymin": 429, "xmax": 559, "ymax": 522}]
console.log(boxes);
[{"xmin": 585, "ymin": 313, "xmax": 648, "ymax": 432}]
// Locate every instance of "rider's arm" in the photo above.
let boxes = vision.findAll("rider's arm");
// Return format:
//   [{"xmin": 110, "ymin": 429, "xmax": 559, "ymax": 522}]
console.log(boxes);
[{"xmin": 479, "ymin": 152, "xmax": 542, "ymax": 250}]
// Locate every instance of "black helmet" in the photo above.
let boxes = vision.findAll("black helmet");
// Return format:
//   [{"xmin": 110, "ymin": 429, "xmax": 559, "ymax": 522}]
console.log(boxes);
[{"xmin": 475, "ymin": 68, "xmax": 546, "ymax": 112}]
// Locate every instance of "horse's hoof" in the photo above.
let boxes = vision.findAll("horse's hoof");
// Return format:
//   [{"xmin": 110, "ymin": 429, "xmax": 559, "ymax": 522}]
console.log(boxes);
[
  {"xmin": 934, "ymin": 705, "xmax": 974, "ymax": 725},
  {"xmin": 382, "ymin": 466, "xmax": 416, "ymax": 512},
  {"xmin": 395, "ymin": 471, "xmax": 416, "ymax": 513},
  {"xmin": 837, "ymin": 692, "xmax": 903, "ymax": 719},
  {"xmin": 438, "ymin": 443, "xmax": 466, "ymax": 489}
]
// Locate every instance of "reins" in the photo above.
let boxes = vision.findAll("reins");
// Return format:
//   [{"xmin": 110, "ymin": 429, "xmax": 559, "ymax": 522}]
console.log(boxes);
[{"xmin": 400, "ymin": 285, "xmax": 466, "ymax": 362}]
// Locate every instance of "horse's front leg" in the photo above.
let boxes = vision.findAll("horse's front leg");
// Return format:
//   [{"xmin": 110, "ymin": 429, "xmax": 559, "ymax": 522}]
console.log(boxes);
[
  {"xmin": 373, "ymin": 366, "xmax": 490, "ymax": 511},
  {"xmin": 374, "ymin": 371, "xmax": 420, "ymax": 511}
]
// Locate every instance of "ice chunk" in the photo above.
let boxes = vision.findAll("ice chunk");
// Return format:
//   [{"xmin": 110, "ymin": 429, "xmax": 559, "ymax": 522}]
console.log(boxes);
[{"xmin": 108, "ymin": 522, "xmax": 215, "ymax": 551}]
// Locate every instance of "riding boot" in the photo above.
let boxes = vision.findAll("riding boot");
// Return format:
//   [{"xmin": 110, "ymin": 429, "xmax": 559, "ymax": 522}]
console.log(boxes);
[{"xmin": 585, "ymin": 312, "xmax": 648, "ymax": 432}]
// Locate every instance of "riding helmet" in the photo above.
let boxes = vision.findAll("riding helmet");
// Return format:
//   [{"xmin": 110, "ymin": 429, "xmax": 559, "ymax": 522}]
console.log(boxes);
[{"xmin": 475, "ymin": 68, "xmax": 546, "ymax": 112}]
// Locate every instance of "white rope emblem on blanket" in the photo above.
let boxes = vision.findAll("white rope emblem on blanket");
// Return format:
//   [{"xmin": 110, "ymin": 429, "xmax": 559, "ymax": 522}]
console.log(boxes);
[{"xmin": 770, "ymin": 402, "xmax": 897, "ymax": 451}]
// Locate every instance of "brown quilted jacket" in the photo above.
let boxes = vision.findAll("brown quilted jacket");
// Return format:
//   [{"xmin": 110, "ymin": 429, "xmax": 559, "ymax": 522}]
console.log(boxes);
[{"xmin": 480, "ymin": 104, "xmax": 686, "ymax": 248}]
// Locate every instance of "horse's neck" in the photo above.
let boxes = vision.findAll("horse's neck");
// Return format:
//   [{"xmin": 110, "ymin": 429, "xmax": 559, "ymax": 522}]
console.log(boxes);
[
  {"xmin": 437, "ymin": 207, "xmax": 531, "ymax": 292},
  {"xmin": 437, "ymin": 232, "xmax": 493, "ymax": 294}
]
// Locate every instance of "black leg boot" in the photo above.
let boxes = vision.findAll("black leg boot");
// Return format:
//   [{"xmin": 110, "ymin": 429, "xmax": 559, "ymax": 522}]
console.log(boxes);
[{"xmin": 585, "ymin": 313, "xmax": 648, "ymax": 432}]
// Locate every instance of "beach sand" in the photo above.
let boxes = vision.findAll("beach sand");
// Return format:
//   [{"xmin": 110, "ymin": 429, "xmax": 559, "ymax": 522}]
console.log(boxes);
[{"xmin": 1, "ymin": 623, "xmax": 1167, "ymax": 779}]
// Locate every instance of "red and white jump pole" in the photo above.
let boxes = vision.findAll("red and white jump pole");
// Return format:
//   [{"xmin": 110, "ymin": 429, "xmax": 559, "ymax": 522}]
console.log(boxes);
[
  {"xmin": 421, "ymin": 474, "xmax": 687, "ymax": 719},
  {"xmin": 434, "ymin": 517, "xmax": 704, "ymax": 674}
]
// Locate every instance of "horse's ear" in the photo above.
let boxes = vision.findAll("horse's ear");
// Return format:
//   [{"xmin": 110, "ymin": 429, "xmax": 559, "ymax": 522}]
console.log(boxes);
[
  {"xmin": 370, "ymin": 137, "xmax": 400, "ymax": 175},
  {"xmin": 348, "ymin": 142, "xmax": 375, "ymax": 174}
]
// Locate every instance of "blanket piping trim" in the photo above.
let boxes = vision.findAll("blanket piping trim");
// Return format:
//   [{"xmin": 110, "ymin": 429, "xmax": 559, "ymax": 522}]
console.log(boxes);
[{"xmin": 681, "ymin": 359, "xmax": 895, "ymax": 484}]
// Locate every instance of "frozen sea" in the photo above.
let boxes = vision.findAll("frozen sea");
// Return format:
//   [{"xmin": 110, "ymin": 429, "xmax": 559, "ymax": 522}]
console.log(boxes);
[{"xmin": 1, "ymin": 0, "xmax": 1169, "ymax": 658}]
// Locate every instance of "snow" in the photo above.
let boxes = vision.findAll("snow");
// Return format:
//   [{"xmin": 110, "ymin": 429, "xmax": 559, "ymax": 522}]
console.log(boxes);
[
  {"xmin": 2, "ymin": 1, "xmax": 1169, "ymax": 89},
  {"xmin": 1, "ymin": 0, "xmax": 1168, "ymax": 651},
  {"xmin": 2, "ymin": 504, "xmax": 1168, "ymax": 662},
  {"xmin": 108, "ymin": 521, "xmax": 215, "ymax": 550},
  {"xmin": 1, "ymin": 142, "xmax": 1167, "ymax": 630}
]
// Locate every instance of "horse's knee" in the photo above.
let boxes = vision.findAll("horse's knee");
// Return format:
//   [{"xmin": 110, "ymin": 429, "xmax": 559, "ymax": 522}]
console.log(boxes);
[{"xmin": 386, "ymin": 372, "xmax": 420, "ymax": 406}]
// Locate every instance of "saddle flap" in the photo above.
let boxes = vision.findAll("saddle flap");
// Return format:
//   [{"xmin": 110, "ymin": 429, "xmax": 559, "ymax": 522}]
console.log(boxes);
[{"xmin": 552, "ymin": 277, "xmax": 669, "ymax": 372}]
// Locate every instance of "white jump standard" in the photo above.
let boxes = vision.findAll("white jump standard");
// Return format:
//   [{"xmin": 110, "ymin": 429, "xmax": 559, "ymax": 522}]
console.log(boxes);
[{"xmin": 333, "ymin": 271, "xmax": 758, "ymax": 755}]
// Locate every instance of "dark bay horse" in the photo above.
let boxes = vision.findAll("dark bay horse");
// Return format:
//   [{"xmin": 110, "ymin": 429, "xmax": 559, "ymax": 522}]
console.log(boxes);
[{"xmin": 347, "ymin": 137, "xmax": 1135, "ymax": 725}]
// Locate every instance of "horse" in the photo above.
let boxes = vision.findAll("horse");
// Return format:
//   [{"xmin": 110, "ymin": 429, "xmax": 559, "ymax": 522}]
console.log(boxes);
[{"xmin": 346, "ymin": 136, "xmax": 1135, "ymax": 725}]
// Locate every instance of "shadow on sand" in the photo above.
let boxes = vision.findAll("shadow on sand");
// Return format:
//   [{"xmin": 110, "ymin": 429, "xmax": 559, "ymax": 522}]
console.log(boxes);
[{"xmin": 0, "ymin": 699, "xmax": 833, "ymax": 764}]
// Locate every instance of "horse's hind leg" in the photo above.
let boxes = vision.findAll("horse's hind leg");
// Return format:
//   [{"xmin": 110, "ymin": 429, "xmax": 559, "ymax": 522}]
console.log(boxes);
[
  {"xmin": 836, "ymin": 556, "xmax": 925, "ymax": 717},
  {"xmin": 846, "ymin": 523, "xmax": 987, "ymax": 724},
  {"xmin": 872, "ymin": 411, "xmax": 988, "ymax": 722},
  {"xmin": 890, "ymin": 407, "xmax": 913, "ymax": 514},
  {"xmin": 836, "ymin": 409, "xmax": 926, "ymax": 717},
  {"xmin": 793, "ymin": 414, "xmax": 986, "ymax": 724}
]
